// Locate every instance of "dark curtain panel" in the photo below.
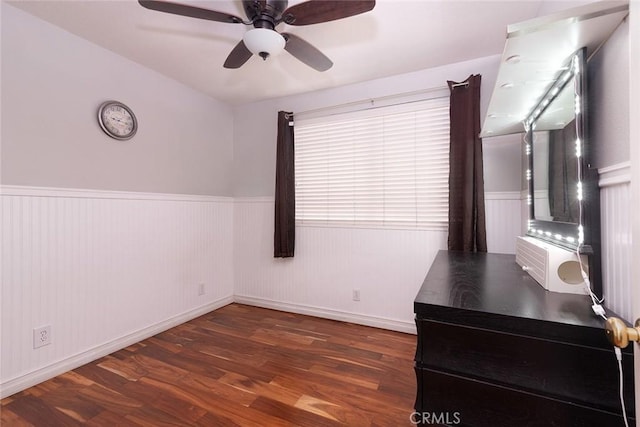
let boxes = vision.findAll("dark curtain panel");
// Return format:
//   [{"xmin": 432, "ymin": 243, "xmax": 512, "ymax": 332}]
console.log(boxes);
[
  {"xmin": 447, "ymin": 74, "xmax": 487, "ymax": 252},
  {"xmin": 274, "ymin": 111, "xmax": 295, "ymax": 258}
]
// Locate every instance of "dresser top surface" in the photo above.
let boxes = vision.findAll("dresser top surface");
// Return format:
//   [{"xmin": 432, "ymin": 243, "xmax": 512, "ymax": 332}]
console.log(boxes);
[{"xmin": 414, "ymin": 250, "xmax": 607, "ymax": 331}]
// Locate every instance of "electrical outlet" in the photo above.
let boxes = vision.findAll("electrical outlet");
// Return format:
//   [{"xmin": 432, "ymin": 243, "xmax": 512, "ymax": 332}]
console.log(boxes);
[
  {"xmin": 33, "ymin": 325, "xmax": 51, "ymax": 349},
  {"xmin": 352, "ymin": 289, "xmax": 361, "ymax": 301},
  {"xmin": 198, "ymin": 283, "xmax": 205, "ymax": 296}
]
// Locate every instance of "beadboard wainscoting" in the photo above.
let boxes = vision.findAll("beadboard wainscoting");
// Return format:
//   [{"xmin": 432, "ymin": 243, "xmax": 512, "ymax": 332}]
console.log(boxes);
[
  {"xmin": 233, "ymin": 192, "xmax": 522, "ymax": 334},
  {"xmin": 599, "ymin": 162, "xmax": 632, "ymax": 322},
  {"xmin": 0, "ymin": 186, "xmax": 235, "ymax": 398}
]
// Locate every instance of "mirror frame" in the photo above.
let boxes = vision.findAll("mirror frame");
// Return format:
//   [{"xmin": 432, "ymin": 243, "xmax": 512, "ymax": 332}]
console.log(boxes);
[{"xmin": 524, "ymin": 47, "xmax": 602, "ymax": 296}]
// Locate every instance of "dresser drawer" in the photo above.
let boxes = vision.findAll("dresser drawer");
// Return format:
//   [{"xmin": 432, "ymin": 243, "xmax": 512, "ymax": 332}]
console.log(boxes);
[
  {"xmin": 415, "ymin": 318, "xmax": 634, "ymax": 416},
  {"xmin": 415, "ymin": 368, "xmax": 630, "ymax": 427}
]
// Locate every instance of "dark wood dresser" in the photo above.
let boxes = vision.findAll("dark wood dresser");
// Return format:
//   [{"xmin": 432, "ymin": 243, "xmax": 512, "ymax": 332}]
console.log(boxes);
[{"xmin": 413, "ymin": 250, "xmax": 634, "ymax": 426}]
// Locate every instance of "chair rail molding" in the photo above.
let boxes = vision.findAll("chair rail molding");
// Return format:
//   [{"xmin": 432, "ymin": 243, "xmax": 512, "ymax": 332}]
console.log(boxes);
[{"xmin": 599, "ymin": 161, "xmax": 631, "ymax": 188}]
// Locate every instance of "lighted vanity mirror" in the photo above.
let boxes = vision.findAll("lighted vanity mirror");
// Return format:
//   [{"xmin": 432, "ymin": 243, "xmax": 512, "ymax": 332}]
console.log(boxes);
[{"xmin": 525, "ymin": 47, "xmax": 601, "ymax": 293}]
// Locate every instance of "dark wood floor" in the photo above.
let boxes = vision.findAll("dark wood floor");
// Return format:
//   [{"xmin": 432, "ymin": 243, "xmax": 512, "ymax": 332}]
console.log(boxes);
[{"xmin": 1, "ymin": 304, "xmax": 417, "ymax": 426}]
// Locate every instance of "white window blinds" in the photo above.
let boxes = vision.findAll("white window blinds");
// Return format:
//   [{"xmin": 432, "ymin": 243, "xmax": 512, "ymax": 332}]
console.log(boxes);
[{"xmin": 294, "ymin": 97, "xmax": 450, "ymax": 229}]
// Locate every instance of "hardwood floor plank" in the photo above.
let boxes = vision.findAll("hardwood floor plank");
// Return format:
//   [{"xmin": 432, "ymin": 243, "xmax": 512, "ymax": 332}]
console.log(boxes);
[
  {"xmin": 35, "ymin": 390, "xmax": 103, "ymax": 423},
  {"xmin": 194, "ymin": 411, "xmax": 244, "ymax": 426},
  {"xmin": 97, "ymin": 354, "xmax": 150, "ymax": 382},
  {"xmin": 218, "ymin": 372, "xmax": 301, "ymax": 406},
  {"xmin": 1, "ymin": 304, "xmax": 416, "ymax": 426},
  {"xmin": 3, "ymin": 395, "xmax": 84, "ymax": 426},
  {"xmin": 270, "ymin": 369, "xmax": 413, "ymax": 420},
  {"xmin": 73, "ymin": 360, "xmax": 131, "ymax": 390},
  {"xmin": 137, "ymin": 342, "xmax": 227, "ymax": 379},
  {"xmin": 294, "ymin": 394, "xmax": 372, "ymax": 427},
  {"xmin": 249, "ymin": 396, "xmax": 344, "ymax": 427},
  {"xmin": 310, "ymin": 338, "xmax": 386, "ymax": 362},
  {"xmin": 85, "ymin": 410, "xmax": 131, "ymax": 426},
  {"xmin": 0, "ymin": 407, "xmax": 35, "ymax": 427},
  {"xmin": 152, "ymin": 392, "xmax": 209, "ymax": 424},
  {"xmin": 124, "ymin": 403, "xmax": 194, "ymax": 427},
  {"xmin": 308, "ymin": 363, "xmax": 380, "ymax": 390},
  {"xmin": 133, "ymin": 376, "xmax": 295, "ymax": 427},
  {"xmin": 55, "ymin": 370, "xmax": 96, "ymax": 388},
  {"xmin": 77, "ymin": 383, "xmax": 143, "ymax": 416}
]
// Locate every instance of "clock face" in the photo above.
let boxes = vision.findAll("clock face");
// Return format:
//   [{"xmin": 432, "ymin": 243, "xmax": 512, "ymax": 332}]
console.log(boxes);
[{"xmin": 98, "ymin": 101, "xmax": 137, "ymax": 140}]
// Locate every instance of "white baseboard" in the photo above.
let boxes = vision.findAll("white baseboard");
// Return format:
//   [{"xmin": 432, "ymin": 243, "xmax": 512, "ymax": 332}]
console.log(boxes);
[
  {"xmin": 234, "ymin": 295, "xmax": 417, "ymax": 335},
  {"xmin": 0, "ymin": 296, "xmax": 234, "ymax": 399}
]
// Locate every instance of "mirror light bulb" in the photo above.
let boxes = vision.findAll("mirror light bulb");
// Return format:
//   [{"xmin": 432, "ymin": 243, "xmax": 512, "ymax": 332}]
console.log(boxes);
[{"xmin": 577, "ymin": 181, "xmax": 583, "ymax": 201}]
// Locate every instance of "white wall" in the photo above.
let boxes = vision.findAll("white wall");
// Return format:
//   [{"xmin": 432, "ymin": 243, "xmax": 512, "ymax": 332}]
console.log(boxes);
[
  {"xmin": 589, "ymin": 18, "xmax": 630, "ymax": 169},
  {"xmin": 1, "ymin": 3, "xmax": 234, "ymax": 197}
]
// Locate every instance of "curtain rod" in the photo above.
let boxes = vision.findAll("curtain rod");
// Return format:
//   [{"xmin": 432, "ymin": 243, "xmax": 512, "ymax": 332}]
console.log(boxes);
[{"xmin": 294, "ymin": 84, "xmax": 451, "ymax": 119}]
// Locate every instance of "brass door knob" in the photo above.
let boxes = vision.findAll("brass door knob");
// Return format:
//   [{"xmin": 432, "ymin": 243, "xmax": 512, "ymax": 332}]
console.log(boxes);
[{"xmin": 605, "ymin": 317, "xmax": 640, "ymax": 348}]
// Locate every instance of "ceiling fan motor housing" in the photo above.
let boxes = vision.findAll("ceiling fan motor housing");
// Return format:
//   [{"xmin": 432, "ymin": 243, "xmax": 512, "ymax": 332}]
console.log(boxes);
[{"xmin": 244, "ymin": 0, "xmax": 288, "ymax": 29}]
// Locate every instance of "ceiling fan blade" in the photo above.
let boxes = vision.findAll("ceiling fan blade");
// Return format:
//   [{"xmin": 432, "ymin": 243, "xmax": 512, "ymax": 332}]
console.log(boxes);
[
  {"xmin": 282, "ymin": 33, "xmax": 332, "ymax": 72},
  {"xmin": 223, "ymin": 40, "xmax": 253, "ymax": 69},
  {"xmin": 139, "ymin": 0, "xmax": 244, "ymax": 24},
  {"xmin": 282, "ymin": 0, "xmax": 375, "ymax": 26}
]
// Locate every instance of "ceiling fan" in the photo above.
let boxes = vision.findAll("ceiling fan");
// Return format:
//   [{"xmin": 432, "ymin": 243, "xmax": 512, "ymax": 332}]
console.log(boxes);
[{"xmin": 138, "ymin": 0, "xmax": 376, "ymax": 71}]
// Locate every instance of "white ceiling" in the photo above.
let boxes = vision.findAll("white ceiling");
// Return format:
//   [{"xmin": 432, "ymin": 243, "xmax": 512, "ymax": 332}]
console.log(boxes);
[{"xmin": 9, "ymin": 0, "xmax": 564, "ymax": 105}]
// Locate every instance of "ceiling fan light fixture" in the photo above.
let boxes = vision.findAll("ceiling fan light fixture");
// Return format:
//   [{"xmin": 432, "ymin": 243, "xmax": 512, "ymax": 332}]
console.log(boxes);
[
  {"xmin": 243, "ymin": 28, "xmax": 285, "ymax": 60},
  {"xmin": 140, "ymin": 0, "xmax": 375, "ymax": 71}
]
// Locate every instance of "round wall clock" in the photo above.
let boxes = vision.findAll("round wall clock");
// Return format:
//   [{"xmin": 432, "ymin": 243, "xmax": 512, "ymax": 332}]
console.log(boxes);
[{"xmin": 97, "ymin": 100, "xmax": 138, "ymax": 140}]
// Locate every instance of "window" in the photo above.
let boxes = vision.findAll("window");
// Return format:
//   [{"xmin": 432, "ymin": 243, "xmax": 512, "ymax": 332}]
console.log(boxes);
[{"xmin": 295, "ymin": 97, "xmax": 450, "ymax": 229}]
